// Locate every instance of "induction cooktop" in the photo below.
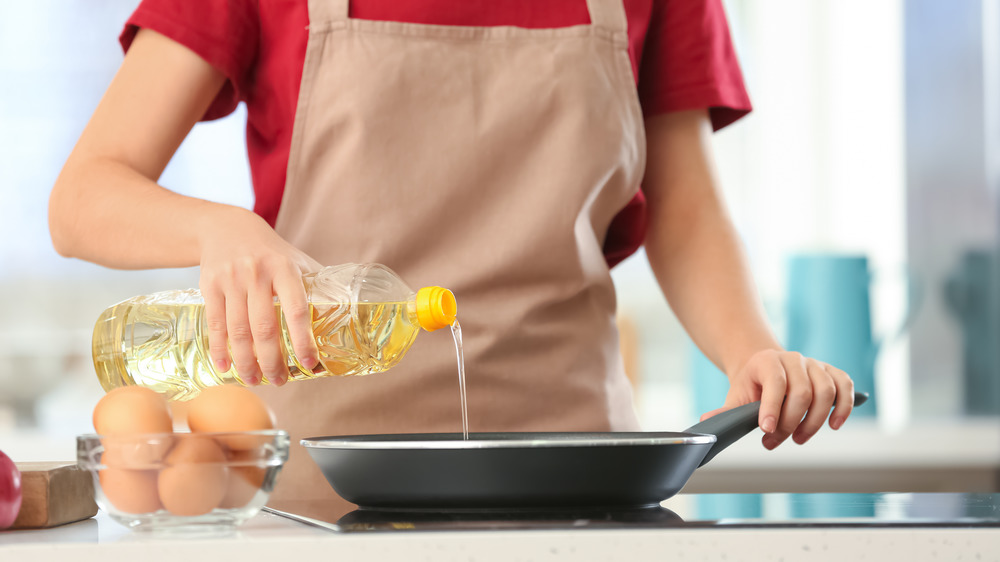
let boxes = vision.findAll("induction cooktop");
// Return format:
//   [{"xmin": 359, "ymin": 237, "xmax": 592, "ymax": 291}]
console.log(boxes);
[{"xmin": 264, "ymin": 492, "xmax": 1000, "ymax": 533}]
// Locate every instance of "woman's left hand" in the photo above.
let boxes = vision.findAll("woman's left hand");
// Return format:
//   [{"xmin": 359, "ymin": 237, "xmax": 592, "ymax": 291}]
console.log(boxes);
[{"xmin": 700, "ymin": 349, "xmax": 856, "ymax": 450}]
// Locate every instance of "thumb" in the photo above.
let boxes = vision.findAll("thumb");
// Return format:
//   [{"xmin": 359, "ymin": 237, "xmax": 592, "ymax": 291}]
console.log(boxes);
[
  {"xmin": 699, "ymin": 405, "xmax": 732, "ymax": 422},
  {"xmin": 699, "ymin": 388, "xmax": 751, "ymax": 421}
]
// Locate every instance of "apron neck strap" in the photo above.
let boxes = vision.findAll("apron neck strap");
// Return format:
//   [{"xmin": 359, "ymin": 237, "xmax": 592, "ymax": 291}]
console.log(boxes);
[
  {"xmin": 308, "ymin": 1, "xmax": 625, "ymax": 33},
  {"xmin": 308, "ymin": 0, "xmax": 350, "ymax": 25},
  {"xmin": 586, "ymin": 0, "xmax": 628, "ymax": 34}
]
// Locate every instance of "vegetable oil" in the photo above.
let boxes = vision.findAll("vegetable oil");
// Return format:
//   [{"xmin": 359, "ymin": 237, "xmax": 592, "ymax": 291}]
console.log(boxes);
[{"xmin": 92, "ymin": 264, "xmax": 456, "ymax": 402}]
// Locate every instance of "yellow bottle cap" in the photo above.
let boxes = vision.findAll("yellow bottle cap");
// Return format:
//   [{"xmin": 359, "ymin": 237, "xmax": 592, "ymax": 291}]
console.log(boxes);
[{"xmin": 415, "ymin": 286, "xmax": 457, "ymax": 331}]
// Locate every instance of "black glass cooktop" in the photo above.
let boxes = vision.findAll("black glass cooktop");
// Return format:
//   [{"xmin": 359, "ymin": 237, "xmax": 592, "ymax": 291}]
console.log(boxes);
[{"xmin": 265, "ymin": 493, "xmax": 1000, "ymax": 533}]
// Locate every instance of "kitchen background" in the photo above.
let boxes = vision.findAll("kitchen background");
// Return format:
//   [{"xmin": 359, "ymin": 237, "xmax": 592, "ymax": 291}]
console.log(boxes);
[{"xmin": 1, "ymin": 1, "xmax": 998, "ymax": 493}]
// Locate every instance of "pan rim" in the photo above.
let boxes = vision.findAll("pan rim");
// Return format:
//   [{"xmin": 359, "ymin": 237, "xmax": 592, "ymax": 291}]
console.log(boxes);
[{"xmin": 300, "ymin": 432, "xmax": 717, "ymax": 450}]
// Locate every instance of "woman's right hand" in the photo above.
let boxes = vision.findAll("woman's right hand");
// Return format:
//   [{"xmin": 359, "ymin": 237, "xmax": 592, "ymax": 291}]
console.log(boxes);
[{"xmin": 198, "ymin": 207, "xmax": 322, "ymax": 386}]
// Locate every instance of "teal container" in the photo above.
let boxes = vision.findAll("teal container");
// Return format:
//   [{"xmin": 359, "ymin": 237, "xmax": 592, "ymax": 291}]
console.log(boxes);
[
  {"xmin": 785, "ymin": 254, "xmax": 878, "ymax": 416},
  {"xmin": 944, "ymin": 249, "xmax": 1000, "ymax": 415}
]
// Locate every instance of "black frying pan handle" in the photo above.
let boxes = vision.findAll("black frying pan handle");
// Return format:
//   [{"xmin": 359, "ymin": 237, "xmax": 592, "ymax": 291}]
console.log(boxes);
[{"xmin": 684, "ymin": 391, "xmax": 869, "ymax": 468}]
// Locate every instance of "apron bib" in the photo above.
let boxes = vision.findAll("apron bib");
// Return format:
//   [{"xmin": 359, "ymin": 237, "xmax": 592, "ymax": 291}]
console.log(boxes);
[{"xmin": 257, "ymin": 0, "xmax": 647, "ymax": 505}]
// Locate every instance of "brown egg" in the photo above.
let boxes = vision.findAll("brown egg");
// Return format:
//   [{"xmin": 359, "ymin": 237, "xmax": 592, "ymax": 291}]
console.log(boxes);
[
  {"xmin": 94, "ymin": 387, "xmax": 174, "ymax": 467},
  {"xmin": 219, "ymin": 450, "xmax": 267, "ymax": 509},
  {"xmin": 99, "ymin": 446, "xmax": 163, "ymax": 514},
  {"xmin": 93, "ymin": 386, "xmax": 172, "ymax": 435},
  {"xmin": 187, "ymin": 386, "xmax": 274, "ymax": 449},
  {"xmin": 158, "ymin": 436, "xmax": 228, "ymax": 516}
]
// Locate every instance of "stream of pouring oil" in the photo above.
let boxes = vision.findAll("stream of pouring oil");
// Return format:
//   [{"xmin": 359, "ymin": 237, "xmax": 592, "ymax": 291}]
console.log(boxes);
[{"xmin": 451, "ymin": 321, "xmax": 468, "ymax": 440}]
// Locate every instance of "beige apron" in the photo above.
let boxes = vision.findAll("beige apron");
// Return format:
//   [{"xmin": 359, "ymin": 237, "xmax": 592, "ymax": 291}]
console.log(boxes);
[{"xmin": 256, "ymin": 0, "xmax": 647, "ymax": 506}]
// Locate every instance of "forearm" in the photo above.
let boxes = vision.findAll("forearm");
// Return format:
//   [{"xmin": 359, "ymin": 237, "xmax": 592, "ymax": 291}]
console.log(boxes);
[
  {"xmin": 646, "ymin": 190, "xmax": 781, "ymax": 377},
  {"xmin": 642, "ymin": 110, "xmax": 781, "ymax": 378},
  {"xmin": 49, "ymin": 155, "xmax": 247, "ymax": 270}
]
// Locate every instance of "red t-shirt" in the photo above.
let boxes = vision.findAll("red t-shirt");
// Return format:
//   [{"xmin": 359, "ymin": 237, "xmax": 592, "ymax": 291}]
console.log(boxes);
[{"xmin": 120, "ymin": 0, "xmax": 751, "ymax": 267}]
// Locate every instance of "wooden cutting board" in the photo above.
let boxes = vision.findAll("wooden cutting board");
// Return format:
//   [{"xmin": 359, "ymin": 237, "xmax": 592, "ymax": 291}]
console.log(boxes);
[{"xmin": 11, "ymin": 462, "xmax": 98, "ymax": 529}]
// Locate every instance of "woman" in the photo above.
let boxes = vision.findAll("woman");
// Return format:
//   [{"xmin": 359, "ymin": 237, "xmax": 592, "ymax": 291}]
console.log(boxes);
[{"xmin": 49, "ymin": 0, "xmax": 855, "ymax": 505}]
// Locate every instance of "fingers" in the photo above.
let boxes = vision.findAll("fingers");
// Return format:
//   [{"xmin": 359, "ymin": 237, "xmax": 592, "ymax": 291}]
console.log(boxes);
[
  {"xmin": 274, "ymin": 268, "xmax": 319, "ymax": 371},
  {"xmin": 224, "ymin": 285, "xmax": 263, "ymax": 386},
  {"xmin": 756, "ymin": 351, "xmax": 786, "ymax": 435},
  {"xmin": 202, "ymin": 280, "xmax": 231, "ymax": 374},
  {"xmin": 791, "ymin": 359, "xmax": 837, "ymax": 444},
  {"xmin": 200, "ymin": 253, "xmax": 319, "ymax": 386},
  {"xmin": 761, "ymin": 353, "xmax": 811, "ymax": 450},
  {"xmin": 761, "ymin": 354, "xmax": 853, "ymax": 450},
  {"xmin": 202, "ymin": 267, "xmax": 260, "ymax": 386},
  {"xmin": 827, "ymin": 365, "xmax": 855, "ymax": 430},
  {"xmin": 727, "ymin": 349, "xmax": 857, "ymax": 452},
  {"xmin": 196, "ymin": 211, "xmax": 322, "ymax": 386},
  {"xmin": 247, "ymin": 280, "xmax": 290, "ymax": 386}
]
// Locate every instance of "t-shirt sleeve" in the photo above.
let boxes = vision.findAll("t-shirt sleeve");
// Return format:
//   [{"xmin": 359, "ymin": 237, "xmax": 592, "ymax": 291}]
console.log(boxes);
[
  {"xmin": 119, "ymin": 0, "xmax": 259, "ymax": 121},
  {"xmin": 638, "ymin": 0, "xmax": 751, "ymax": 130}
]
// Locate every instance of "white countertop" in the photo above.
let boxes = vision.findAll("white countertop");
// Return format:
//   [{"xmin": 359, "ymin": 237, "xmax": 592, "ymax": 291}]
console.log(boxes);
[{"xmin": 1, "ymin": 504, "xmax": 998, "ymax": 562}]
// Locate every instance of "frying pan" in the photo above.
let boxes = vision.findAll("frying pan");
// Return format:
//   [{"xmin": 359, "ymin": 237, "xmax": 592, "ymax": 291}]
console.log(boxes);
[{"xmin": 302, "ymin": 392, "xmax": 868, "ymax": 509}]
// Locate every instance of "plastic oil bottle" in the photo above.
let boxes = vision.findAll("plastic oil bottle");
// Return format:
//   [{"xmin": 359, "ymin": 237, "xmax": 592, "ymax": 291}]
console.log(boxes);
[{"xmin": 92, "ymin": 263, "xmax": 457, "ymax": 401}]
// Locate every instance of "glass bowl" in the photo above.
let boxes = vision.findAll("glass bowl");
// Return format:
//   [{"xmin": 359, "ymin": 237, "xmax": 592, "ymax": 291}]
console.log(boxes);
[{"xmin": 77, "ymin": 429, "xmax": 289, "ymax": 533}]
